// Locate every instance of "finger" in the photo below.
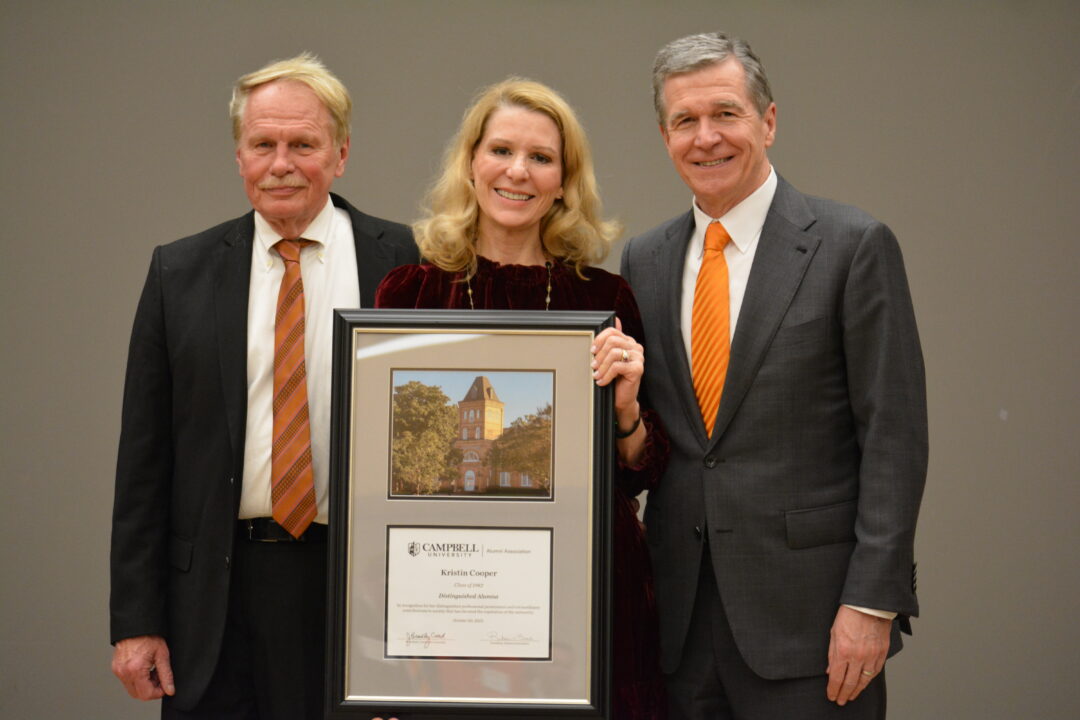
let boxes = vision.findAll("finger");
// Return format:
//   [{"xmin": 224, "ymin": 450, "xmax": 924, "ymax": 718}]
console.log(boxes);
[
  {"xmin": 155, "ymin": 654, "xmax": 176, "ymax": 696},
  {"xmin": 834, "ymin": 662, "xmax": 866, "ymax": 706},
  {"xmin": 590, "ymin": 331, "xmax": 618, "ymax": 371},
  {"xmin": 593, "ymin": 344, "xmax": 624, "ymax": 382},
  {"xmin": 591, "ymin": 326, "xmax": 625, "ymax": 351},
  {"xmin": 825, "ymin": 659, "xmax": 845, "ymax": 702},
  {"xmin": 847, "ymin": 668, "xmax": 874, "ymax": 702},
  {"xmin": 851, "ymin": 659, "xmax": 884, "ymax": 701},
  {"xmin": 131, "ymin": 668, "xmax": 165, "ymax": 701},
  {"xmin": 114, "ymin": 656, "xmax": 155, "ymax": 700},
  {"xmin": 595, "ymin": 347, "xmax": 641, "ymax": 386},
  {"xmin": 592, "ymin": 325, "xmax": 639, "ymax": 357}
]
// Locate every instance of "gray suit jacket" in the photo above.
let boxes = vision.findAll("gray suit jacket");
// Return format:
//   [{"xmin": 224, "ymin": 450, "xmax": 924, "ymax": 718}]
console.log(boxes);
[{"xmin": 620, "ymin": 176, "xmax": 927, "ymax": 679}]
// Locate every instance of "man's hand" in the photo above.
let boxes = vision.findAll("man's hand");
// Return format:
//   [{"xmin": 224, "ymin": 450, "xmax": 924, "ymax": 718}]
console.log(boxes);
[
  {"xmin": 111, "ymin": 635, "xmax": 175, "ymax": 700},
  {"xmin": 825, "ymin": 605, "xmax": 890, "ymax": 705}
]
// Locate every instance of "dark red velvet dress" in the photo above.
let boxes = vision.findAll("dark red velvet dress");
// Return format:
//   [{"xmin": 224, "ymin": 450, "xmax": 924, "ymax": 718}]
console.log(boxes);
[{"xmin": 376, "ymin": 257, "xmax": 668, "ymax": 719}]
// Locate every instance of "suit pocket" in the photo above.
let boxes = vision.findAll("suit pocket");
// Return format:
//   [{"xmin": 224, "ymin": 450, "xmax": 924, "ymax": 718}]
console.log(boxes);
[
  {"xmin": 785, "ymin": 500, "xmax": 857, "ymax": 550},
  {"xmin": 770, "ymin": 316, "xmax": 829, "ymax": 350},
  {"xmin": 170, "ymin": 535, "xmax": 193, "ymax": 572}
]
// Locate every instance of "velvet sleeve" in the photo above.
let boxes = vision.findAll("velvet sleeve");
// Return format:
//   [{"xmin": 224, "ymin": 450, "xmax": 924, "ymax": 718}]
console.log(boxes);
[{"xmin": 611, "ymin": 277, "xmax": 670, "ymax": 498}]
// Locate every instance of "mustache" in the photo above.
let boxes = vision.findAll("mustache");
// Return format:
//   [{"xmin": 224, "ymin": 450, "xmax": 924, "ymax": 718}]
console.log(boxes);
[{"xmin": 258, "ymin": 177, "xmax": 308, "ymax": 190}]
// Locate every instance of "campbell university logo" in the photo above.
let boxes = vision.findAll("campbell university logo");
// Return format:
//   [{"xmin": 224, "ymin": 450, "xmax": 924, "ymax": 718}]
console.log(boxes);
[{"xmin": 406, "ymin": 539, "xmax": 482, "ymax": 558}]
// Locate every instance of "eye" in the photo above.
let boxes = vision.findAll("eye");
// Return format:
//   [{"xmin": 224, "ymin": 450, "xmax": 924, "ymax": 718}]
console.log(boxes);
[
  {"xmin": 531, "ymin": 153, "xmax": 552, "ymax": 164},
  {"xmin": 491, "ymin": 146, "xmax": 511, "ymax": 156}
]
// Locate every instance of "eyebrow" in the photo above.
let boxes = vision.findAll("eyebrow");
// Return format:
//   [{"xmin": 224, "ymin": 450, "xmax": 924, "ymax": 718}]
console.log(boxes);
[
  {"xmin": 486, "ymin": 136, "xmax": 559, "ymax": 156},
  {"xmin": 668, "ymin": 99, "xmax": 744, "ymax": 124}
]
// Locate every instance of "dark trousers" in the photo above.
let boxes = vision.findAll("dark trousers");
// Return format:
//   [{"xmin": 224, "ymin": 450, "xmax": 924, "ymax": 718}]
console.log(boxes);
[
  {"xmin": 665, "ymin": 552, "xmax": 886, "ymax": 720},
  {"xmin": 162, "ymin": 528, "xmax": 328, "ymax": 720}
]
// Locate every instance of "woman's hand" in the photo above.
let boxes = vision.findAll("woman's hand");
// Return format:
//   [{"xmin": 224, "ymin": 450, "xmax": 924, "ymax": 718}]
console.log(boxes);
[{"xmin": 592, "ymin": 318, "xmax": 646, "ymax": 464}]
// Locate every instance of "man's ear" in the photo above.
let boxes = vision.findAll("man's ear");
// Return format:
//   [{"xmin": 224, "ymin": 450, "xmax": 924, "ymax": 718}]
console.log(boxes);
[
  {"xmin": 335, "ymin": 136, "xmax": 351, "ymax": 177},
  {"xmin": 763, "ymin": 103, "xmax": 777, "ymax": 148}
]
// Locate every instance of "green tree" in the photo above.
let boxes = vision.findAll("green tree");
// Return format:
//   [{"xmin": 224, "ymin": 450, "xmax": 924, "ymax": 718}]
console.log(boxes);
[
  {"xmin": 391, "ymin": 381, "xmax": 461, "ymax": 494},
  {"xmin": 487, "ymin": 404, "xmax": 552, "ymax": 490}
]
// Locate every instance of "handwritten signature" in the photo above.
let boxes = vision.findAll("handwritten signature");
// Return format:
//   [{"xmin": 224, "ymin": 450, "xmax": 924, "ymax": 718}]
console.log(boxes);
[
  {"xmin": 486, "ymin": 632, "xmax": 536, "ymax": 644},
  {"xmin": 405, "ymin": 632, "xmax": 447, "ymax": 648}
]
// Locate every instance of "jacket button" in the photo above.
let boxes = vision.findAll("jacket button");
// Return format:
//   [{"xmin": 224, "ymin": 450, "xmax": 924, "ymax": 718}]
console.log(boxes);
[
  {"xmin": 704, "ymin": 455, "xmax": 718, "ymax": 468},
  {"xmin": 224, "ymin": 555, "xmax": 231, "ymax": 569},
  {"xmin": 693, "ymin": 526, "xmax": 703, "ymax": 539}
]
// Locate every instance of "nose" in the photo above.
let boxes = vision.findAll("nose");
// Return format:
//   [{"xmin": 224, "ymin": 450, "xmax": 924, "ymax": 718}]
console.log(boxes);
[
  {"xmin": 270, "ymin": 145, "xmax": 294, "ymax": 175},
  {"xmin": 693, "ymin": 118, "xmax": 722, "ymax": 149},
  {"xmin": 506, "ymin": 155, "xmax": 528, "ymax": 181}
]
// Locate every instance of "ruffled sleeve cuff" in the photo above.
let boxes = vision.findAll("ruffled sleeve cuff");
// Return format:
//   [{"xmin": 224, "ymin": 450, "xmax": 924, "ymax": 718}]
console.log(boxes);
[{"xmin": 616, "ymin": 408, "xmax": 669, "ymax": 497}]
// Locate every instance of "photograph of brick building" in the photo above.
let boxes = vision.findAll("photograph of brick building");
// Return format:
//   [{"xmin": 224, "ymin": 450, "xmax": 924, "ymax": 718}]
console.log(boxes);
[{"xmin": 389, "ymin": 370, "xmax": 552, "ymax": 498}]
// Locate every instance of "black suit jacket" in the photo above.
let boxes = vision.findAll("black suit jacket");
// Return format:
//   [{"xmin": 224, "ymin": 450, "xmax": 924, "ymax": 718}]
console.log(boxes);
[
  {"xmin": 620, "ymin": 177, "xmax": 927, "ymax": 679},
  {"xmin": 109, "ymin": 194, "xmax": 418, "ymax": 708}
]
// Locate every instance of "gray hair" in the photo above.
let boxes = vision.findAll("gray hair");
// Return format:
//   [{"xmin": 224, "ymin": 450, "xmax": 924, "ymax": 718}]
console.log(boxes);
[{"xmin": 652, "ymin": 32, "xmax": 773, "ymax": 124}]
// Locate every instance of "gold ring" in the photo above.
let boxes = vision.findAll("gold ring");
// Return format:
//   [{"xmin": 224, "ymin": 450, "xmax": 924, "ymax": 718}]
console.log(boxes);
[
  {"xmin": 621, "ymin": 349, "xmax": 630, "ymax": 363},
  {"xmin": 861, "ymin": 670, "xmax": 874, "ymax": 677}
]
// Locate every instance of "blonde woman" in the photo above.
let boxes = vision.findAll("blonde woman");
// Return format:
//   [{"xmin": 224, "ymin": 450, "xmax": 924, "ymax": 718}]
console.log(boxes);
[{"xmin": 376, "ymin": 78, "xmax": 667, "ymax": 719}]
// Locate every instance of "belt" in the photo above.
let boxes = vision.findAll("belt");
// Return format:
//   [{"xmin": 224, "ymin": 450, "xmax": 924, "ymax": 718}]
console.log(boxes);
[{"xmin": 238, "ymin": 517, "xmax": 328, "ymax": 543}]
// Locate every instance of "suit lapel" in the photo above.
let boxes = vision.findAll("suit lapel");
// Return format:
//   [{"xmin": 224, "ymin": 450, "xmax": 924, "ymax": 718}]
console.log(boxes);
[
  {"xmin": 334, "ymin": 193, "xmax": 390, "ymax": 305},
  {"xmin": 215, "ymin": 213, "xmax": 254, "ymax": 467},
  {"xmin": 651, "ymin": 212, "xmax": 711, "ymax": 444},
  {"xmin": 707, "ymin": 179, "xmax": 820, "ymax": 447}
]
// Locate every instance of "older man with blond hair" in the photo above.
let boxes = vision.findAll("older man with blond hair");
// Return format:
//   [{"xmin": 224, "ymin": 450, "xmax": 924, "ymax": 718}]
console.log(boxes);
[{"xmin": 110, "ymin": 54, "xmax": 417, "ymax": 719}]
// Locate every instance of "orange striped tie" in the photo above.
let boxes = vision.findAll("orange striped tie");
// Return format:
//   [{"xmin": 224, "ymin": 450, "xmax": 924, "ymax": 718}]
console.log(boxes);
[
  {"xmin": 271, "ymin": 239, "xmax": 317, "ymax": 538},
  {"xmin": 692, "ymin": 221, "xmax": 731, "ymax": 437}
]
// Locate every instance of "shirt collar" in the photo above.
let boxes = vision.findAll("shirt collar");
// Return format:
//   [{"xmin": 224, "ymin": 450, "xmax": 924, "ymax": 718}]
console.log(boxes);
[
  {"xmin": 253, "ymin": 195, "xmax": 335, "ymax": 260},
  {"xmin": 690, "ymin": 167, "xmax": 777, "ymax": 258}
]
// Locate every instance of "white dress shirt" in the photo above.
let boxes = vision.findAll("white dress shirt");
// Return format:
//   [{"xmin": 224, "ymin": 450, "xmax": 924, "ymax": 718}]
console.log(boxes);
[
  {"xmin": 679, "ymin": 168, "xmax": 895, "ymax": 621},
  {"xmin": 239, "ymin": 196, "xmax": 360, "ymax": 524}
]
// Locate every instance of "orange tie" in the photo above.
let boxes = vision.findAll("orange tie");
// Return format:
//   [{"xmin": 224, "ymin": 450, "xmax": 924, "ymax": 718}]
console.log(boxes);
[
  {"xmin": 692, "ymin": 221, "xmax": 731, "ymax": 437},
  {"xmin": 271, "ymin": 239, "xmax": 317, "ymax": 538}
]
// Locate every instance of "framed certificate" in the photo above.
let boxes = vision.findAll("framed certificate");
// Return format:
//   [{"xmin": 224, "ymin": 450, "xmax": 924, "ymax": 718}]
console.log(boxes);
[{"xmin": 326, "ymin": 309, "xmax": 614, "ymax": 719}]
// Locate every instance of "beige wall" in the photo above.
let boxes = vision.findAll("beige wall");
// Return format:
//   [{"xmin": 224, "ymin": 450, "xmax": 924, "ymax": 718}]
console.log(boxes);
[{"xmin": 1, "ymin": 1, "xmax": 1078, "ymax": 718}]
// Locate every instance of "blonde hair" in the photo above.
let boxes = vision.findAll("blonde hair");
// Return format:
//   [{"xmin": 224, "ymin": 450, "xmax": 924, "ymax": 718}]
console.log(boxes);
[
  {"xmin": 229, "ymin": 52, "xmax": 351, "ymax": 146},
  {"xmin": 414, "ymin": 78, "xmax": 620, "ymax": 277}
]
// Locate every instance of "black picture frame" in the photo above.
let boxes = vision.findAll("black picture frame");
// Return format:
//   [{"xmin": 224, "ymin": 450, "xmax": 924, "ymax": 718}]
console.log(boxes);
[{"xmin": 326, "ymin": 309, "xmax": 614, "ymax": 719}]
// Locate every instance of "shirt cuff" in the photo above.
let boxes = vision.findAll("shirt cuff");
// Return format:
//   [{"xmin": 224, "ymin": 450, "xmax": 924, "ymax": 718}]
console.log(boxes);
[{"xmin": 844, "ymin": 604, "xmax": 897, "ymax": 620}]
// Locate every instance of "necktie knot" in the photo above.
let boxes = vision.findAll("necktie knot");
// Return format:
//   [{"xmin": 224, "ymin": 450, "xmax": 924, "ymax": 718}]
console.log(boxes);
[
  {"xmin": 704, "ymin": 221, "xmax": 731, "ymax": 253},
  {"xmin": 274, "ymin": 239, "xmax": 315, "ymax": 264}
]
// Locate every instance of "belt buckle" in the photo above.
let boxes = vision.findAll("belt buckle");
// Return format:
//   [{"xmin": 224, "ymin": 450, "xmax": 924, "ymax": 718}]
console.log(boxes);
[{"xmin": 244, "ymin": 518, "xmax": 285, "ymax": 543}]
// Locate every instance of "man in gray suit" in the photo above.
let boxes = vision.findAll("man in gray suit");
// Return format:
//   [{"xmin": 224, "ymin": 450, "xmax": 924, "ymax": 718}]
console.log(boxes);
[{"xmin": 621, "ymin": 33, "xmax": 927, "ymax": 718}]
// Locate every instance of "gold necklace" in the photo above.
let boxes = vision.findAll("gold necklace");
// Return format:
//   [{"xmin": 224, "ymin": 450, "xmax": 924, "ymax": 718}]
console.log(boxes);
[{"xmin": 466, "ymin": 260, "xmax": 553, "ymax": 310}]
